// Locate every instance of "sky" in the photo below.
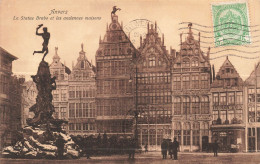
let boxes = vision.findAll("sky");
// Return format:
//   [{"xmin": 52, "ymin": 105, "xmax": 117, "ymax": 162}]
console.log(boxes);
[{"xmin": 0, "ymin": 0, "xmax": 260, "ymax": 80}]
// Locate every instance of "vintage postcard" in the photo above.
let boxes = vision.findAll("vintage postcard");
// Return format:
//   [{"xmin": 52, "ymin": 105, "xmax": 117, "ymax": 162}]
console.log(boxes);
[{"xmin": 0, "ymin": 0, "xmax": 260, "ymax": 163}]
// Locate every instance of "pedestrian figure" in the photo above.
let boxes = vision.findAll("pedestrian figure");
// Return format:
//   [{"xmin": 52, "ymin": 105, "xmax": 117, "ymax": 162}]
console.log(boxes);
[
  {"xmin": 161, "ymin": 139, "xmax": 168, "ymax": 159},
  {"xmin": 33, "ymin": 24, "xmax": 50, "ymax": 61},
  {"xmin": 144, "ymin": 144, "xmax": 148, "ymax": 153},
  {"xmin": 128, "ymin": 138, "xmax": 136, "ymax": 159},
  {"xmin": 55, "ymin": 135, "xmax": 65, "ymax": 160},
  {"xmin": 172, "ymin": 137, "xmax": 179, "ymax": 160},
  {"xmin": 168, "ymin": 141, "xmax": 174, "ymax": 159},
  {"xmin": 213, "ymin": 140, "xmax": 219, "ymax": 157},
  {"xmin": 84, "ymin": 137, "xmax": 93, "ymax": 159}
]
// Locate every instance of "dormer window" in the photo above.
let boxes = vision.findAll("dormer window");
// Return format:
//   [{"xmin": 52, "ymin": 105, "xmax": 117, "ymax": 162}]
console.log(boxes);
[
  {"xmin": 183, "ymin": 58, "xmax": 190, "ymax": 67},
  {"xmin": 226, "ymin": 68, "xmax": 230, "ymax": 73},
  {"xmin": 158, "ymin": 60, "xmax": 162, "ymax": 66},
  {"xmin": 143, "ymin": 60, "xmax": 147, "ymax": 67},
  {"xmin": 81, "ymin": 61, "xmax": 85, "ymax": 69},
  {"xmin": 149, "ymin": 56, "xmax": 156, "ymax": 67},
  {"xmin": 191, "ymin": 59, "xmax": 199, "ymax": 67}
]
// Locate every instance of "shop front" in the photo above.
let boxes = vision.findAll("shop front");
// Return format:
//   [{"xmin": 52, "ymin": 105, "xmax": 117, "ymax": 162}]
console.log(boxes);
[{"xmin": 211, "ymin": 126, "xmax": 245, "ymax": 152}]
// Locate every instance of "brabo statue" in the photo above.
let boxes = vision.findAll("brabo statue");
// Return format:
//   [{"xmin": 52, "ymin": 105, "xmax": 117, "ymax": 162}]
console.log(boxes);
[
  {"xmin": 27, "ymin": 61, "xmax": 56, "ymax": 127},
  {"xmin": 28, "ymin": 24, "xmax": 66, "ymax": 130},
  {"xmin": 33, "ymin": 24, "xmax": 50, "ymax": 61}
]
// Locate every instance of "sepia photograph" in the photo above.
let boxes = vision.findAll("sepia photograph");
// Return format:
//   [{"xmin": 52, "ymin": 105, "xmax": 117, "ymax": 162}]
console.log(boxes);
[{"xmin": 0, "ymin": 0, "xmax": 260, "ymax": 163}]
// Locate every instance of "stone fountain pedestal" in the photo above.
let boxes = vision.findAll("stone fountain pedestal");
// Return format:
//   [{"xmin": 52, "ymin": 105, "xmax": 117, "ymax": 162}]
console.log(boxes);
[{"xmin": 2, "ymin": 61, "xmax": 80, "ymax": 159}]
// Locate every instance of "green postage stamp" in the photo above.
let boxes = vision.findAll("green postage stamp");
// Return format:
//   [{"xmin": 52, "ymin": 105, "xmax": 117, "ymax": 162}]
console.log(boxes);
[{"xmin": 211, "ymin": 2, "xmax": 251, "ymax": 47}]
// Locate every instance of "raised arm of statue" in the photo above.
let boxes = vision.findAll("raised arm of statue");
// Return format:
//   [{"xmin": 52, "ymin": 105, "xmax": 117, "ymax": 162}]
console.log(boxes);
[{"xmin": 36, "ymin": 24, "xmax": 43, "ymax": 36}]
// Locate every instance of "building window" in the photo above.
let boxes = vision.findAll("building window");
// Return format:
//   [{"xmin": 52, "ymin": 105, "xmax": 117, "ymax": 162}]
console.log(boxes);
[
  {"xmin": 149, "ymin": 129, "xmax": 156, "ymax": 145},
  {"xmin": 69, "ymin": 86, "xmax": 75, "ymax": 98},
  {"xmin": 228, "ymin": 110, "xmax": 235, "ymax": 123},
  {"xmin": 76, "ymin": 103, "xmax": 82, "ymax": 118},
  {"xmin": 174, "ymin": 97, "xmax": 181, "ymax": 115},
  {"xmin": 191, "ymin": 75, "xmax": 199, "ymax": 89},
  {"xmin": 173, "ymin": 76, "xmax": 181, "ymax": 90},
  {"xmin": 1, "ymin": 75, "xmax": 9, "ymax": 94},
  {"xmin": 83, "ymin": 103, "xmax": 88, "ymax": 117},
  {"xmin": 236, "ymin": 92, "xmax": 243, "ymax": 105},
  {"xmin": 148, "ymin": 56, "xmax": 156, "ymax": 67},
  {"xmin": 183, "ymin": 96, "xmax": 190, "ymax": 115},
  {"xmin": 60, "ymin": 107, "xmax": 66, "ymax": 119},
  {"xmin": 53, "ymin": 93, "xmax": 59, "ymax": 101},
  {"xmin": 248, "ymin": 88, "xmax": 255, "ymax": 102},
  {"xmin": 248, "ymin": 107, "xmax": 255, "ymax": 122},
  {"xmin": 236, "ymin": 109, "xmax": 242, "ymax": 122},
  {"xmin": 192, "ymin": 96, "xmax": 200, "ymax": 114},
  {"xmin": 83, "ymin": 123, "xmax": 89, "ymax": 131},
  {"xmin": 69, "ymin": 103, "xmax": 75, "ymax": 118},
  {"xmin": 174, "ymin": 122, "xmax": 181, "ymax": 143},
  {"xmin": 220, "ymin": 93, "xmax": 227, "ymax": 105},
  {"xmin": 54, "ymin": 107, "xmax": 59, "ymax": 119},
  {"xmin": 141, "ymin": 129, "xmax": 148, "ymax": 145},
  {"xmin": 183, "ymin": 123, "xmax": 191, "ymax": 146},
  {"xmin": 76, "ymin": 87, "xmax": 82, "ymax": 98},
  {"xmin": 143, "ymin": 60, "xmax": 147, "ymax": 67},
  {"xmin": 193, "ymin": 122, "xmax": 200, "ymax": 146},
  {"xmin": 220, "ymin": 111, "xmax": 226, "ymax": 123},
  {"xmin": 201, "ymin": 74, "xmax": 208, "ymax": 89},
  {"xmin": 201, "ymin": 122, "xmax": 209, "ymax": 136},
  {"xmin": 213, "ymin": 110, "xmax": 218, "ymax": 121},
  {"xmin": 69, "ymin": 123, "xmax": 75, "ymax": 130},
  {"xmin": 75, "ymin": 123, "xmax": 81, "ymax": 131},
  {"xmin": 183, "ymin": 58, "xmax": 190, "ymax": 67},
  {"xmin": 213, "ymin": 93, "xmax": 219, "ymax": 106},
  {"xmin": 191, "ymin": 59, "xmax": 199, "ymax": 67},
  {"xmin": 81, "ymin": 61, "xmax": 85, "ymax": 69},
  {"xmin": 158, "ymin": 60, "xmax": 162, "ymax": 66},
  {"xmin": 201, "ymin": 96, "xmax": 209, "ymax": 114},
  {"xmin": 183, "ymin": 76, "xmax": 190, "ymax": 89},
  {"xmin": 61, "ymin": 89, "xmax": 67, "ymax": 101},
  {"xmin": 228, "ymin": 92, "xmax": 235, "ymax": 105}
]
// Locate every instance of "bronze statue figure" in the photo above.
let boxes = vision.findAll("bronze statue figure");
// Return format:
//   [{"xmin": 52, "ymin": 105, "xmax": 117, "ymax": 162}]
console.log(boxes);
[
  {"xmin": 111, "ymin": 6, "xmax": 121, "ymax": 17},
  {"xmin": 33, "ymin": 24, "xmax": 50, "ymax": 61}
]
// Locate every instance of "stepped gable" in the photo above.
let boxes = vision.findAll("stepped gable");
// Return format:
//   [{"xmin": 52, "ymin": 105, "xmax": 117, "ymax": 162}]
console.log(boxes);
[
  {"xmin": 174, "ymin": 23, "xmax": 210, "ymax": 65},
  {"xmin": 137, "ymin": 22, "xmax": 171, "ymax": 66},
  {"xmin": 211, "ymin": 56, "xmax": 243, "ymax": 88},
  {"xmin": 73, "ymin": 43, "xmax": 95, "ymax": 73},
  {"xmin": 50, "ymin": 47, "xmax": 71, "ymax": 75},
  {"xmin": 245, "ymin": 62, "xmax": 260, "ymax": 86},
  {"xmin": 96, "ymin": 14, "xmax": 137, "ymax": 59}
]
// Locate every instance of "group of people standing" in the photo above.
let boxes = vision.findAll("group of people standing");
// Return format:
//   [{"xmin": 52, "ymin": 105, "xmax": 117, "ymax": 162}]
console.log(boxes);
[{"xmin": 161, "ymin": 138, "xmax": 179, "ymax": 160}]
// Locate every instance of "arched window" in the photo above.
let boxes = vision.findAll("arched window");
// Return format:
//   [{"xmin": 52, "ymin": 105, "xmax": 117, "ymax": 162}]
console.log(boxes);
[
  {"xmin": 201, "ymin": 96, "xmax": 209, "ymax": 114},
  {"xmin": 183, "ymin": 122, "xmax": 191, "ymax": 145},
  {"xmin": 143, "ymin": 60, "xmax": 147, "ymax": 67},
  {"xmin": 183, "ymin": 96, "xmax": 190, "ymax": 115},
  {"xmin": 174, "ymin": 97, "xmax": 181, "ymax": 115},
  {"xmin": 191, "ymin": 59, "xmax": 199, "ymax": 67},
  {"xmin": 192, "ymin": 96, "xmax": 200, "ymax": 114},
  {"xmin": 174, "ymin": 122, "xmax": 181, "ymax": 143},
  {"xmin": 149, "ymin": 56, "xmax": 156, "ymax": 67},
  {"xmin": 183, "ymin": 58, "xmax": 190, "ymax": 67},
  {"xmin": 81, "ymin": 61, "xmax": 85, "ymax": 69},
  {"xmin": 193, "ymin": 122, "xmax": 200, "ymax": 146},
  {"xmin": 158, "ymin": 59, "xmax": 162, "ymax": 66},
  {"xmin": 201, "ymin": 122, "xmax": 209, "ymax": 136}
]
